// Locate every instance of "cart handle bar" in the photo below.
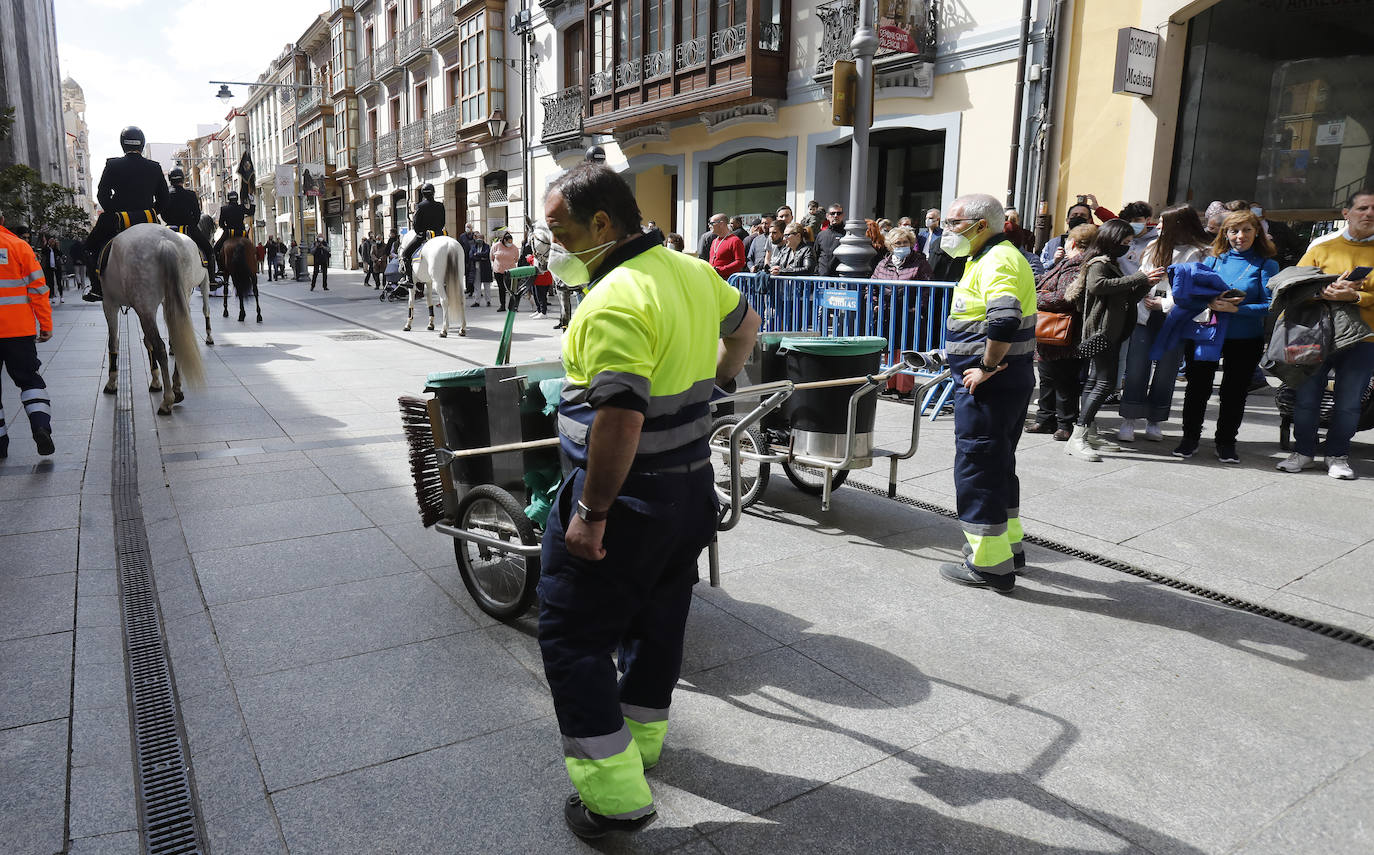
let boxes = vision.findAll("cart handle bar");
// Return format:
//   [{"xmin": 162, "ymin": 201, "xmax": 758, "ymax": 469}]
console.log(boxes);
[{"xmin": 436, "ymin": 436, "xmax": 561, "ymax": 464}]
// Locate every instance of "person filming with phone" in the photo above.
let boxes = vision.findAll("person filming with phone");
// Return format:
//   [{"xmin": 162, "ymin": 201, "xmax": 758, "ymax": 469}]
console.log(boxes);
[{"xmin": 1279, "ymin": 189, "xmax": 1374, "ymax": 480}]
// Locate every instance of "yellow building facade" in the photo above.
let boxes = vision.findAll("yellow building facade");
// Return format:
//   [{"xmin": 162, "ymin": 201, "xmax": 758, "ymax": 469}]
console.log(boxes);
[{"xmin": 1052, "ymin": 0, "xmax": 1373, "ymax": 228}]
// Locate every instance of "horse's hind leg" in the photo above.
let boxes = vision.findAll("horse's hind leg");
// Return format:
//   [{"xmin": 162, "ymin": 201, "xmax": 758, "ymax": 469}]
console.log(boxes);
[
  {"xmin": 140, "ymin": 315, "xmax": 175, "ymax": 414},
  {"xmin": 146, "ymin": 340, "xmax": 162, "ymax": 393},
  {"xmin": 171, "ymin": 360, "xmax": 183, "ymax": 404},
  {"xmin": 104, "ymin": 310, "xmax": 119, "ymax": 395},
  {"xmin": 238, "ymin": 289, "xmax": 246, "ymax": 323},
  {"xmin": 222, "ymin": 281, "xmax": 229, "ymax": 318},
  {"xmin": 254, "ymin": 280, "xmax": 262, "ymax": 323}
]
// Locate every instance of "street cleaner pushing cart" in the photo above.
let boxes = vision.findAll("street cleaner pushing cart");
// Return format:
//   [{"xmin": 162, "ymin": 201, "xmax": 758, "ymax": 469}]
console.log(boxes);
[
  {"xmin": 936, "ymin": 193, "xmax": 1038, "ymax": 593},
  {"xmin": 537, "ymin": 163, "xmax": 760, "ymax": 840}
]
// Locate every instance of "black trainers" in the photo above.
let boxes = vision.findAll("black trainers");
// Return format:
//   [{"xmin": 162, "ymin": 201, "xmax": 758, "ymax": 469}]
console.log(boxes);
[
  {"xmin": 562, "ymin": 794, "xmax": 656, "ymax": 840},
  {"xmin": 1215, "ymin": 442, "xmax": 1240, "ymax": 464},
  {"xmin": 33, "ymin": 428, "xmax": 55, "ymax": 456},
  {"xmin": 1172, "ymin": 437, "xmax": 1199, "ymax": 459},
  {"xmin": 938, "ymin": 562, "xmax": 1015, "ymax": 593},
  {"xmin": 82, "ymin": 287, "xmax": 102, "ymax": 302}
]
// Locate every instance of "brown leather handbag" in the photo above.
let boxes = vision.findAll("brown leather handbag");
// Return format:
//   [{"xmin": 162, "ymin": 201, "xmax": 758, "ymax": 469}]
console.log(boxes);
[{"xmin": 1036, "ymin": 310, "xmax": 1074, "ymax": 346}]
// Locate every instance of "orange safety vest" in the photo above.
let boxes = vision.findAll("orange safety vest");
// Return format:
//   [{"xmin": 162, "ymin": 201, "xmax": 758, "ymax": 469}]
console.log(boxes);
[{"xmin": 0, "ymin": 225, "xmax": 51, "ymax": 337}]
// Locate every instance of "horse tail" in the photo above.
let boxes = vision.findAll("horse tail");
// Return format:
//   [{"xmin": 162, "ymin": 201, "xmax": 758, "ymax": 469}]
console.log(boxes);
[
  {"xmin": 161, "ymin": 242, "xmax": 205, "ymax": 387},
  {"xmin": 230, "ymin": 241, "xmax": 251, "ymax": 297},
  {"xmin": 446, "ymin": 241, "xmax": 465, "ymax": 304}
]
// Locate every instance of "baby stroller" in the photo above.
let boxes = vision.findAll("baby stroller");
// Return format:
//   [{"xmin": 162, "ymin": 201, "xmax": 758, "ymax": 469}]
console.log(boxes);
[
  {"xmin": 1276, "ymin": 373, "xmax": 1374, "ymax": 450},
  {"xmin": 380, "ymin": 256, "xmax": 412, "ymax": 302}
]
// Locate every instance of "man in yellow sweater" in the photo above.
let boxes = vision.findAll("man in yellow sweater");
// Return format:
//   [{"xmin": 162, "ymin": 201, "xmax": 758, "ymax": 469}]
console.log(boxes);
[{"xmin": 1280, "ymin": 189, "xmax": 1374, "ymax": 479}]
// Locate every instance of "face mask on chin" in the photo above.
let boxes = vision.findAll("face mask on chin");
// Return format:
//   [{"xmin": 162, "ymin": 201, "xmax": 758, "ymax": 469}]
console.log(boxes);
[{"xmin": 547, "ymin": 238, "xmax": 617, "ymax": 287}]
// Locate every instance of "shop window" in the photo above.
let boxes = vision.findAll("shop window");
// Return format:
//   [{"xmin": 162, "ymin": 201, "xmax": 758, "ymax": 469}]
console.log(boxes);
[{"xmin": 707, "ymin": 150, "xmax": 787, "ymax": 222}]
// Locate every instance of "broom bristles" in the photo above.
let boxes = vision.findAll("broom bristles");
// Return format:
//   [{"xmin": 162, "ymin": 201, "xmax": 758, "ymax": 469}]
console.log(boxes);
[{"xmin": 398, "ymin": 394, "xmax": 446, "ymax": 527}]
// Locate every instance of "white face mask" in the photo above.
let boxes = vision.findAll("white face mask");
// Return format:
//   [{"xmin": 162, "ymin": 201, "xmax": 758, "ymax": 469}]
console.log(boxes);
[
  {"xmin": 547, "ymin": 239, "xmax": 616, "ymax": 287},
  {"xmin": 1250, "ymin": 207, "xmax": 1264, "ymax": 219},
  {"xmin": 940, "ymin": 221, "xmax": 980, "ymax": 258},
  {"xmin": 891, "ymin": 246, "xmax": 912, "ymax": 263}
]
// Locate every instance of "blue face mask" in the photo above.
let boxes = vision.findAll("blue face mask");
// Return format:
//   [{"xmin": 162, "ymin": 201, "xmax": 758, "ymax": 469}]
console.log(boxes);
[
  {"xmin": 891, "ymin": 246, "xmax": 912, "ymax": 263},
  {"xmin": 1130, "ymin": 222, "xmax": 1147, "ymax": 235}
]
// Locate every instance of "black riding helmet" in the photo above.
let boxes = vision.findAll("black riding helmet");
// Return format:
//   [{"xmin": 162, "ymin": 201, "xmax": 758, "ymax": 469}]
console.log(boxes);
[
  {"xmin": 420, "ymin": 182, "xmax": 435, "ymax": 200},
  {"xmin": 227, "ymin": 191, "xmax": 239, "ymax": 204},
  {"xmin": 168, "ymin": 167, "xmax": 185, "ymax": 185},
  {"xmin": 120, "ymin": 126, "xmax": 145, "ymax": 153}
]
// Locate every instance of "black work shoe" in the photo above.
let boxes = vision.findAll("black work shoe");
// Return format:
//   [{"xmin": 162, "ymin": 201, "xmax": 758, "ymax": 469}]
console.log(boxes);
[
  {"xmin": 939, "ymin": 562, "xmax": 1015, "ymax": 593},
  {"xmin": 82, "ymin": 287, "xmax": 102, "ymax": 302},
  {"xmin": 562, "ymin": 794, "xmax": 656, "ymax": 840},
  {"xmin": 1172, "ymin": 437, "xmax": 1199, "ymax": 459},
  {"xmin": 1215, "ymin": 442, "xmax": 1240, "ymax": 464},
  {"xmin": 34, "ymin": 428, "xmax": 55, "ymax": 456}
]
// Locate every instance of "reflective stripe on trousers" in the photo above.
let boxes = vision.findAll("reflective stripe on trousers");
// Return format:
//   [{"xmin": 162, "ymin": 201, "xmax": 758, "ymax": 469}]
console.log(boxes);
[{"xmin": 952, "ymin": 362, "xmax": 1034, "ymax": 576}]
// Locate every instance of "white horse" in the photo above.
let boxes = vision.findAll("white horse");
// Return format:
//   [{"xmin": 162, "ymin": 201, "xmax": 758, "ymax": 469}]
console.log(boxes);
[
  {"xmin": 101, "ymin": 223, "xmax": 208, "ymax": 414},
  {"xmin": 400, "ymin": 232, "xmax": 466, "ymax": 337}
]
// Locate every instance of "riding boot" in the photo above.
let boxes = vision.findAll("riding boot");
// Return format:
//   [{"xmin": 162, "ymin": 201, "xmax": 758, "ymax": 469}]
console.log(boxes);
[{"xmin": 83, "ymin": 267, "xmax": 103, "ymax": 302}]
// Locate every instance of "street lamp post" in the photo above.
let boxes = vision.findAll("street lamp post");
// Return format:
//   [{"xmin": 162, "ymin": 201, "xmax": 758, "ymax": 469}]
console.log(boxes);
[
  {"xmin": 834, "ymin": 0, "xmax": 878, "ymax": 278},
  {"xmin": 209, "ymin": 80, "xmax": 325, "ymax": 259}
]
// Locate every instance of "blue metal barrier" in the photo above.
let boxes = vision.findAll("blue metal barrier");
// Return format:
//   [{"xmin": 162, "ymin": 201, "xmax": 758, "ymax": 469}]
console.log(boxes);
[{"xmin": 728, "ymin": 272, "xmax": 958, "ymax": 419}]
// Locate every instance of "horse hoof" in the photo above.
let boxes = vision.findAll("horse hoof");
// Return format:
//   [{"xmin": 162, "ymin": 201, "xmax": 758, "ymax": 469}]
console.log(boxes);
[
  {"xmin": 206, "ymin": 338, "xmax": 214, "ymax": 346},
  {"xmin": 439, "ymin": 331, "xmax": 447, "ymax": 338},
  {"xmin": 459, "ymin": 329, "xmax": 467, "ymax": 337},
  {"xmin": 238, "ymin": 312, "xmax": 246, "ymax": 323},
  {"xmin": 427, "ymin": 324, "xmax": 435, "ymax": 331},
  {"xmin": 256, "ymin": 316, "xmax": 262, "ymax": 324},
  {"xmin": 157, "ymin": 404, "xmax": 173, "ymax": 415},
  {"xmin": 103, "ymin": 384, "xmax": 117, "ymax": 395},
  {"xmin": 174, "ymin": 391, "xmax": 185, "ymax": 403},
  {"xmin": 149, "ymin": 385, "xmax": 162, "ymax": 393},
  {"xmin": 222, "ymin": 310, "xmax": 229, "ymax": 318}
]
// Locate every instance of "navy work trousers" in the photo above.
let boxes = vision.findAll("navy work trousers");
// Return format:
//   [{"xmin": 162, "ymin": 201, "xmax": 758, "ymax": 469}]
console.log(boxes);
[
  {"xmin": 0, "ymin": 336, "xmax": 52, "ymax": 453},
  {"xmin": 952, "ymin": 361, "xmax": 1035, "ymax": 574},
  {"xmin": 537, "ymin": 465, "xmax": 717, "ymax": 745}
]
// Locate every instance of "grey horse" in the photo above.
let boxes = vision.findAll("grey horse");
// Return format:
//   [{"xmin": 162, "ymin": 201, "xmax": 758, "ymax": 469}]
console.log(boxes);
[
  {"xmin": 101, "ymin": 223, "xmax": 208, "ymax": 414},
  {"xmin": 400, "ymin": 232, "xmax": 467, "ymax": 337}
]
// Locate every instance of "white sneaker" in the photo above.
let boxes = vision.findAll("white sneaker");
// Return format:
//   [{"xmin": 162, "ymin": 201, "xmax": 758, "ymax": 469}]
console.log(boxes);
[
  {"xmin": 1327, "ymin": 456, "xmax": 1356, "ymax": 480},
  {"xmin": 1144, "ymin": 421, "xmax": 1164, "ymax": 441},
  {"xmin": 1117, "ymin": 419, "xmax": 1137, "ymax": 442},
  {"xmin": 1276, "ymin": 452, "xmax": 1315, "ymax": 473},
  {"xmin": 534, "ymin": 312, "xmax": 546, "ymax": 319}
]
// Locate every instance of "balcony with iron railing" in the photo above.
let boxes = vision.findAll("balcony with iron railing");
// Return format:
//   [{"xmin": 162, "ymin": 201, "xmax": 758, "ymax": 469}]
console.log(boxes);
[
  {"xmin": 375, "ymin": 129, "xmax": 398, "ymax": 165},
  {"xmin": 430, "ymin": 2, "xmax": 457, "ymax": 45},
  {"xmin": 399, "ymin": 18, "xmax": 428, "ymax": 64},
  {"xmin": 540, "ymin": 85, "xmax": 583, "ymax": 143},
  {"xmin": 297, "ymin": 86, "xmax": 323, "ymax": 117},
  {"xmin": 400, "ymin": 119, "xmax": 428, "ymax": 158},
  {"xmin": 375, "ymin": 40, "xmax": 399, "ymax": 78},
  {"xmin": 815, "ymin": 0, "xmax": 937, "ymax": 76},
  {"xmin": 356, "ymin": 54, "xmax": 374, "ymax": 90},
  {"xmin": 428, "ymin": 105, "xmax": 459, "ymax": 150},
  {"xmin": 356, "ymin": 139, "xmax": 374, "ymax": 173},
  {"xmin": 584, "ymin": 2, "xmax": 790, "ymax": 135}
]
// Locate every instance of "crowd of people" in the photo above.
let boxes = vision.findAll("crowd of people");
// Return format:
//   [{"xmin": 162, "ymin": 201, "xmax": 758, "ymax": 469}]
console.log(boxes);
[{"xmin": 668, "ymin": 189, "xmax": 1374, "ymax": 480}]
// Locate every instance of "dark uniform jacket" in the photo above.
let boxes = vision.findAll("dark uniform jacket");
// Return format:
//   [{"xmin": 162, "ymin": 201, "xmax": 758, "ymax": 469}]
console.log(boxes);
[
  {"xmin": 97, "ymin": 153, "xmax": 169, "ymax": 214},
  {"xmin": 218, "ymin": 202, "xmax": 253, "ymax": 235},
  {"xmin": 412, "ymin": 199, "xmax": 446, "ymax": 235},
  {"xmin": 160, "ymin": 187, "xmax": 202, "ymax": 227}
]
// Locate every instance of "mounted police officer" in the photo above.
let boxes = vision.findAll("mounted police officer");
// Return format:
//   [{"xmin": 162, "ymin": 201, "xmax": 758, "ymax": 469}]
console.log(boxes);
[
  {"xmin": 161, "ymin": 167, "xmax": 216, "ymax": 282},
  {"xmin": 212, "ymin": 190, "xmax": 255, "ymax": 266},
  {"xmin": 401, "ymin": 182, "xmax": 445, "ymax": 285},
  {"xmin": 83, "ymin": 126, "xmax": 170, "ymax": 302}
]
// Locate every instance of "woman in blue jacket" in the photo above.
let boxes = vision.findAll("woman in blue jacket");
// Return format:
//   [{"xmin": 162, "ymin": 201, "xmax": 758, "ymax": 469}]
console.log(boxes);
[{"xmin": 1174, "ymin": 210, "xmax": 1277, "ymax": 463}]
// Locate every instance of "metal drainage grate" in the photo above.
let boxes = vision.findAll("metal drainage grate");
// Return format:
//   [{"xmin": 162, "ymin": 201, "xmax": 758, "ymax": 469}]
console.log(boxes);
[
  {"xmin": 112, "ymin": 325, "xmax": 208, "ymax": 854},
  {"xmin": 846, "ymin": 480, "xmax": 1374, "ymax": 650},
  {"xmin": 327, "ymin": 330, "xmax": 384, "ymax": 342}
]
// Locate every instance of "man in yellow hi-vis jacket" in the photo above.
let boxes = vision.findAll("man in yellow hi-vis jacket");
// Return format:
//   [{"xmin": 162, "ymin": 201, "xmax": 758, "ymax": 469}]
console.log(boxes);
[
  {"xmin": 936, "ymin": 193, "xmax": 1038, "ymax": 593},
  {"xmin": 537, "ymin": 163, "xmax": 760, "ymax": 840}
]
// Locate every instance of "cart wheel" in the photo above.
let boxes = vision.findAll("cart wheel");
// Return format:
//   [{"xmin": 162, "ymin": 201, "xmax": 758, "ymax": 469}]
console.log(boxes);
[
  {"xmin": 708, "ymin": 414, "xmax": 770, "ymax": 509},
  {"xmin": 453, "ymin": 484, "xmax": 540, "ymax": 620},
  {"xmin": 782, "ymin": 461, "xmax": 849, "ymax": 496}
]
